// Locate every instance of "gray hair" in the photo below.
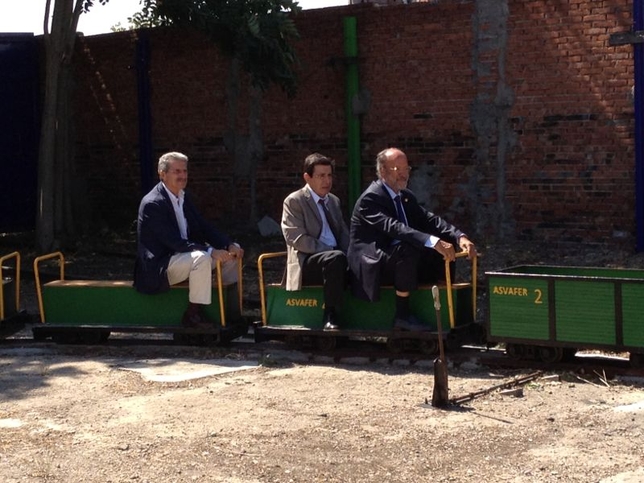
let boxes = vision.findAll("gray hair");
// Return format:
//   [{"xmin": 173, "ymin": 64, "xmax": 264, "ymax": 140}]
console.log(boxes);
[
  {"xmin": 375, "ymin": 148, "xmax": 392, "ymax": 180},
  {"xmin": 158, "ymin": 152, "xmax": 188, "ymax": 173}
]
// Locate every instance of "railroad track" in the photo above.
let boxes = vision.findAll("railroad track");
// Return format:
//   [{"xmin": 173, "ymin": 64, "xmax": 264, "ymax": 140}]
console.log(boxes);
[{"xmin": 2, "ymin": 322, "xmax": 642, "ymax": 379}]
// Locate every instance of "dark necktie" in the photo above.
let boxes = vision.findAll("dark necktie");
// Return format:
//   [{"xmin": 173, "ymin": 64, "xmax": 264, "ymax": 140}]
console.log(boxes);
[
  {"xmin": 394, "ymin": 195, "xmax": 407, "ymax": 225},
  {"xmin": 318, "ymin": 198, "xmax": 340, "ymax": 242}
]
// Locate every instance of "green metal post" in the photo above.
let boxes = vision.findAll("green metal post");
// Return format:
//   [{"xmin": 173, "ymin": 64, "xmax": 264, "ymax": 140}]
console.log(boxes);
[{"xmin": 344, "ymin": 17, "xmax": 361, "ymax": 212}]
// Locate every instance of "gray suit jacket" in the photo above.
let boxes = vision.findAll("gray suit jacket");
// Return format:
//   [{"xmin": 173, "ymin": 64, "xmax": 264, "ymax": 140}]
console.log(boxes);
[{"xmin": 281, "ymin": 186, "xmax": 349, "ymax": 290}]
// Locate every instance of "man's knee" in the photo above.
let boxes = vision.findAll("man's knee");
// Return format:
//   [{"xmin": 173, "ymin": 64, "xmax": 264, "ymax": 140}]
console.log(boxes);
[
  {"xmin": 395, "ymin": 244, "xmax": 421, "ymax": 271},
  {"xmin": 323, "ymin": 251, "xmax": 348, "ymax": 278},
  {"xmin": 391, "ymin": 244, "xmax": 422, "ymax": 291},
  {"xmin": 327, "ymin": 250, "xmax": 348, "ymax": 268},
  {"xmin": 192, "ymin": 250, "xmax": 212, "ymax": 272}
]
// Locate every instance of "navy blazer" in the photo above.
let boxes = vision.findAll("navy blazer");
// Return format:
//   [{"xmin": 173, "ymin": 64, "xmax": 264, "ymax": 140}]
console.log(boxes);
[
  {"xmin": 347, "ymin": 180, "xmax": 465, "ymax": 302},
  {"xmin": 133, "ymin": 182, "xmax": 231, "ymax": 294}
]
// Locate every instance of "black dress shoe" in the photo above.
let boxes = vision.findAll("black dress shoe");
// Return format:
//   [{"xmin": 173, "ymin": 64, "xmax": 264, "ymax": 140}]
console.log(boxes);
[
  {"xmin": 393, "ymin": 315, "xmax": 430, "ymax": 332},
  {"xmin": 323, "ymin": 311, "xmax": 340, "ymax": 331}
]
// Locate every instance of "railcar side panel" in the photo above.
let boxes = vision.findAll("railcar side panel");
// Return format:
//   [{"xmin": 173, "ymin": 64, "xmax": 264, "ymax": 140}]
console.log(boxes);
[
  {"xmin": 42, "ymin": 281, "xmax": 240, "ymax": 327},
  {"xmin": 622, "ymin": 283, "xmax": 644, "ymax": 348},
  {"xmin": 266, "ymin": 284, "xmax": 473, "ymax": 331},
  {"xmin": 487, "ymin": 275, "xmax": 550, "ymax": 341},
  {"xmin": 554, "ymin": 280, "xmax": 615, "ymax": 345},
  {"xmin": 487, "ymin": 265, "xmax": 644, "ymax": 353}
]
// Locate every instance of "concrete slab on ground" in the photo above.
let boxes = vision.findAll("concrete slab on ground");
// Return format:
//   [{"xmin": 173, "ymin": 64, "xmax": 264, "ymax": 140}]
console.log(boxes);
[{"xmin": 118, "ymin": 358, "xmax": 259, "ymax": 382}]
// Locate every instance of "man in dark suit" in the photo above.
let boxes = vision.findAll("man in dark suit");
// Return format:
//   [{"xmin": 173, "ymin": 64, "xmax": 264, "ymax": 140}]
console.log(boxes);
[
  {"xmin": 134, "ymin": 152, "xmax": 244, "ymax": 328},
  {"xmin": 348, "ymin": 147, "xmax": 476, "ymax": 331},
  {"xmin": 281, "ymin": 153, "xmax": 350, "ymax": 330}
]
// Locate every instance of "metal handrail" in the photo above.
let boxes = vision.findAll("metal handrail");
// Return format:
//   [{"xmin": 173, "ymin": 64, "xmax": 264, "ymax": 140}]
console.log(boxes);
[
  {"xmin": 444, "ymin": 251, "xmax": 477, "ymax": 328},
  {"xmin": 257, "ymin": 252, "xmax": 287, "ymax": 326},
  {"xmin": 33, "ymin": 252, "xmax": 65, "ymax": 323},
  {"xmin": 213, "ymin": 257, "xmax": 243, "ymax": 328}
]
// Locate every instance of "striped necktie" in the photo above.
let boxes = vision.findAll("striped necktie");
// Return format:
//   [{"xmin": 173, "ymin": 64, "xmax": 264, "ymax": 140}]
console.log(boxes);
[{"xmin": 318, "ymin": 198, "xmax": 340, "ymax": 241}]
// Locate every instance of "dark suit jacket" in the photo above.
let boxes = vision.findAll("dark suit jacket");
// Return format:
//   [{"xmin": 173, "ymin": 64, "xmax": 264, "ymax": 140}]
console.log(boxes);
[
  {"xmin": 281, "ymin": 186, "xmax": 349, "ymax": 290},
  {"xmin": 133, "ymin": 182, "xmax": 231, "ymax": 294},
  {"xmin": 347, "ymin": 180, "xmax": 465, "ymax": 301}
]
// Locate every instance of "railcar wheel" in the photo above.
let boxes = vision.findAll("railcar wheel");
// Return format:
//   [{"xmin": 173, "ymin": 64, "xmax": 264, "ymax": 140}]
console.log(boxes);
[
  {"xmin": 419, "ymin": 339, "xmax": 438, "ymax": 355},
  {"xmin": 505, "ymin": 343, "xmax": 525, "ymax": 360},
  {"xmin": 386, "ymin": 337, "xmax": 405, "ymax": 353},
  {"xmin": 284, "ymin": 334, "xmax": 304, "ymax": 349},
  {"xmin": 315, "ymin": 336, "xmax": 337, "ymax": 352},
  {"xmin": 77, "ymin": 329, "xmax": 111, "ymax": 345},
  {"xmin": 173, "ymin": 333, "xmax": 200, "ymax": 346},
  {"xmin": 52, "ymin": 331, "xmax": 81, "ymax": 345},
  {"xmin": 562, "ymin": 348, "xmax": 577, "ymax": 362},
  {"xmin": 32, "ymin": 329, "xmax": 48, "ymax": 342},
  {"xmin": 200, "ymin": 333, "xmax": 221, "ymax": 347},
  {"xmin": 538, "ymin": 346, "xmax": 563, "ymax": 364},
  {"xmin": 470, "ymin": 323, "xmax": 487, "ymax": 346},
  {"xmin": 446, "ymin": 334, "xmax": 460, "ymax": 352},
  {"xmin": 630, "ymin": 352, "xmax": 644, "ymax": 368}
]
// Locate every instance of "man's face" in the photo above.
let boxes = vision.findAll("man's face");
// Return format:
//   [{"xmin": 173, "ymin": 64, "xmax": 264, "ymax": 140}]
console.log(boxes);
[
  {"xmin": 304, "ymin": 164, "xmax": 334, "ymax": 198},
  {"xmin": 380, "ymin": 151, "xmax": 411, "ymax": 193},
  {"xmin": 159, "ymin": 159, "xmax": 188, "ymax": 196}
]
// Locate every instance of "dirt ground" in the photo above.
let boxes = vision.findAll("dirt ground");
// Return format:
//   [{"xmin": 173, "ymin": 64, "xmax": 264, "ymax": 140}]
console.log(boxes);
[
  {"xmin": 2, "ymin": 233, "xmax": 644, "ymax": 482},
  {"xmin": 1, "ymin": 350, "xmax": 644, "ymax": 483}
]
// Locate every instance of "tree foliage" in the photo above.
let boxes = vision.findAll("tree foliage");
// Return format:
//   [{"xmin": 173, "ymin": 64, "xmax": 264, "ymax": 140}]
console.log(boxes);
[
  {"xmin": 136, "ymin": 0, "xmax": 301, "ymax": 97},
  {"xmin": 134, "ymin": 0, "xmax": 303, "ymax": 224}
]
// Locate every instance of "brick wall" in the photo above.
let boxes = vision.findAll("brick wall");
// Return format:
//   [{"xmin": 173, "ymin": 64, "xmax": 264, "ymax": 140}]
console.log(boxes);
[{"xmin": 72, "ymin": 0, "xmax": 636, "ymax": 246}]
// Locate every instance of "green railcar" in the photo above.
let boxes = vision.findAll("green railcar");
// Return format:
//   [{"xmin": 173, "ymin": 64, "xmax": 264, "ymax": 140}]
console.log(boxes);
[
  {"xmin": 254, "ymin": 252, "xmax": 480, "ymax": 353},
  {"xmin": 31, "ymin": 252, "xmax": 247, "ymax": 345},
  {"xmin": 486, "ymin": 265, "xmax": 644, "ymax": 364}
]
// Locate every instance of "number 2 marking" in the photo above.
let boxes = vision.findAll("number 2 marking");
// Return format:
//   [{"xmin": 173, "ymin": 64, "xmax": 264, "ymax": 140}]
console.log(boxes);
[{"xmin": 534, "ymin": 289, "xmax": 543, "ymax": 304}]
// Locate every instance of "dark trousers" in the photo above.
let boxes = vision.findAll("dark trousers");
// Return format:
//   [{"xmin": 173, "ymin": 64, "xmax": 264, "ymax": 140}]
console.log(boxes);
[
  {"xmin": 301, "ymin": 250, "xmax": 348, "ymax": 311},
  {"xmin": 379, "ymin": 243, "xmax": 454, "ymax": 292}
]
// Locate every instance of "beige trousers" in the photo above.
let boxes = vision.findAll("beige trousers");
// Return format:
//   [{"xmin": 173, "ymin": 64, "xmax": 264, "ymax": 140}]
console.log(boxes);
[{"xmin": 166, "ymin": 250, "xmax": 239, "ymax": 305}]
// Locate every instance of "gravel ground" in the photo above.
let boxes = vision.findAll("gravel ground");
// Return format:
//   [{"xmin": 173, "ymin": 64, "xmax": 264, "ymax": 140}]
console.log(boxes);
[{"xmin": 1, "ymin": 233, "xmax": 644, "ymax": 482}]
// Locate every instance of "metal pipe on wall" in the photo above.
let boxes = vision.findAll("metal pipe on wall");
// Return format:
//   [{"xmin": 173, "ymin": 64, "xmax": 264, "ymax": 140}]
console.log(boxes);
[
  {"xmin": 635, "ymin": 1, "xmax": 644, "ymax": 251},
  {"xmin": 136, "ymin": 30, "xmax": 154, "ymax": 195},
  {"xmin": 343, "ymin": 16, "xmax": 361, "ymax": 212}
]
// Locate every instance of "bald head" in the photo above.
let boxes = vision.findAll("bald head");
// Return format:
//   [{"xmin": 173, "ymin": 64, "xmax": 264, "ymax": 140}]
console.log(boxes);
[{"xmin": 376, "ymin": 148, "xmax": 411, "ymax": 194}]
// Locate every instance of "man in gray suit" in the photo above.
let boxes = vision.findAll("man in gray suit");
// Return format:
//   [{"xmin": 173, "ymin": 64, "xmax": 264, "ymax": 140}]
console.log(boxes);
[{"xmin": 281, "ymin": 153, "xmax": 350, "ymax": 330}]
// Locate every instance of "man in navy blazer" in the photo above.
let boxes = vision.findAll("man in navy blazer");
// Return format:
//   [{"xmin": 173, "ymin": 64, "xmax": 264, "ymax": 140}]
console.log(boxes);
[
  {"xmin": 348, "ymin": 147, "xmax": 476, "ymax": 331},
  {"xmin": 134, "ymin": 152, "xmax": 243, "ymax": 328}
]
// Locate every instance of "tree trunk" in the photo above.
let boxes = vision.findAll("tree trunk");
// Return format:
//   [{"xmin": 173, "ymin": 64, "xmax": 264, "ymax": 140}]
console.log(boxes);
[
  {"xmin": 36, "ymin": 0, "xmax": 83, "ymax": 251},
  {"xmin": 36, "ymin": 45, "xmax": 60, "ymax": 252},
  {"xmin": 223, "ymin": 58, "xmax": 265, "ymax": 226}
]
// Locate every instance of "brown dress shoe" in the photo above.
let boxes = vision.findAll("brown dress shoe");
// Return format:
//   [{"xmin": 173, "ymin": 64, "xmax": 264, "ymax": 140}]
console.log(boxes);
[{"xmin": 181, "ymin": 310, "xmax": 213, "ymax": 330}]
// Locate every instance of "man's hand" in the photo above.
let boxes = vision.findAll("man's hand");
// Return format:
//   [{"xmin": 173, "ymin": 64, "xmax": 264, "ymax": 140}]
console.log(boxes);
[
  {"xmin": 227, "ymin": 244, "xmax": 244, "ymax": 259},
  {"xmin": 433, "ymin": 240, "xmax": 456, "ymax": 262},
  {"xmin": 211, "ymin": 250, "xmax": 235, "ymax": 263},
  {"xmin": 458, "ymin": 236, "xmax": 477, "ymax": 259}
]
